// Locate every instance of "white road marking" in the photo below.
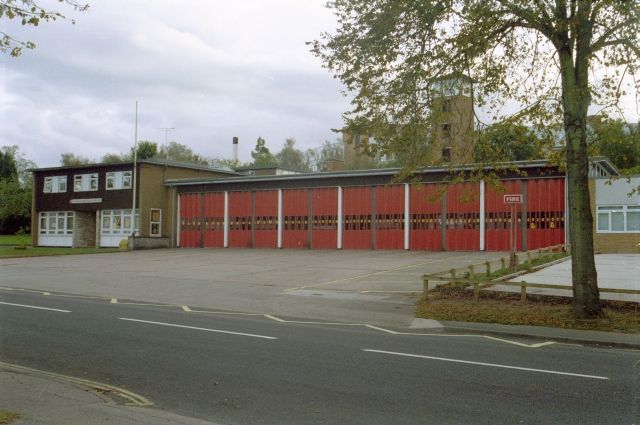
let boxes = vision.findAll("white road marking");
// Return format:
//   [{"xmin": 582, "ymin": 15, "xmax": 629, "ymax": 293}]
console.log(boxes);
[
  {"xmin": 110, "ymin": 298, "xmax": 118, "ymax": 304},
  {"xmin": 42, "ymin": 292, "xmax": 51, "ymax": 296},
  {"xmin": 0, "ymin": 301, "xmax": 70, "ymax": 313},
  {"xmin": 362, "ymin": 349, "xmax": 609, "ymax": 380},
  {"xmin": 182, "ymin": 305, "xmax": 191, "ymax": 312},
  {"xmin": 119, "ymin": 318, "xmax": 278, "ymax": 340}
]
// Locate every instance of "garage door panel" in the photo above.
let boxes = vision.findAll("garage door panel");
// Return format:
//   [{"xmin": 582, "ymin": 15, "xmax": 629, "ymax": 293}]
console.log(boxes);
[
  {"xmin": 342, "ymin": 186, "xmax": 372, "ymax": 249},
  {"xmin": 446, "ymin": 182, "xmax": 480, "ymax": 251},
  {"xmin": 484, "ymin": 180, "xmax": 523, "ymax": 251},
  {"xmin": 526, "ymin": 178, "xmax": 565, "ymax": 249},
  {"xmin": 410, "ymin": 184, "xmax": 443, "ymax": 251},
  {"xmin": 254, "ymin": 190, "xmax": 278, "ymax": 248},
  {"xmin": 282, "ymin": 189, "xmax": 309, "ymax": 249},
  {"xmin": 179, "ymin": 193, "xmax": 201, "ymax": 248},
  {"xmin": 311, "ymin": 188, "xmax": 338, "ymax": 249},
  {"xmin": 228, "ymin": 191, "xmax": 253, "ymax": 248},
  {"xmin": 376, "ymin": 185, "xmax": 404, "ymax": 250},
  {"xmin": 202, "ymin": 192, "xmax": 224, "ymax": 248}
]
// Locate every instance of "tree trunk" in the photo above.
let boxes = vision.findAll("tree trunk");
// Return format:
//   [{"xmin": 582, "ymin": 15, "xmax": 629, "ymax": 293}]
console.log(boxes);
[{"xmin": 560, "ymin": 51, "xmax": 603, "ymax": 318}]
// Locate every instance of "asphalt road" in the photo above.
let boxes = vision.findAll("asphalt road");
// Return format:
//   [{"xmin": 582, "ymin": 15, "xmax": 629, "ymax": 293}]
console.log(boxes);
[{"xmin": 0, "ymin": 290, "xmax": 638, "ymax": 425}]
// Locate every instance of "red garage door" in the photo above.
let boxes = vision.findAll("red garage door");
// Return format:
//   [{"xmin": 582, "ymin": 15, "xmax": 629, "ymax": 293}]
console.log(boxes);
[
  {"xmin": 376, "ymin": 185, "xmax": 405, "ymax": 249},
  {"xmin": 342, "ymin": 186, "xmax": 372, "ymax": 249},
  {"xmin": 445, "ymin": 182, "xmax": 480, "ymax": 251},
  {"xmin": 180, "ymin": 193, "xmax": 201, "ymax": 248},
  {"xmin": 311, "ymin": 188, "xmax": 338, "ymax": 249},
  {"xmin": 228, "ymin": 191, "xmax": 253, "ymax": 248},
  {"xmin": 254, "ymin": 190, "xmax": 278, "ymax": 248},
  {"xmin": 410, "ymin": 184, "xmax": 443, "ymax": 251},
  {"xmin": 202, "ymin": 192, "xmax": 224, "ymax": 248},
  {"xmin": 282, "ymin": 189, "xmax": 309, "ymax": 249},
  {"xmin": 526, "ymin": 178, "xmax": 565, "ymax": 249},
  {"xmin": 485, "ymin": 180, "xmax": 524, "ymax": 251}
]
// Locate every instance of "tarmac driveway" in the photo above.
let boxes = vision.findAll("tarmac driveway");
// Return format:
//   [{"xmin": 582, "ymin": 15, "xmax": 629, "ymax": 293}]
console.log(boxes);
[{"xmin": 0, "ymin": 249, "xmax": 503, "ymax": 326}]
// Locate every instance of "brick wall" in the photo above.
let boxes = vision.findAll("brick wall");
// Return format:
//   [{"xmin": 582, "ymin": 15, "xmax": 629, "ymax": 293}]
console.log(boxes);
[{"xmin": 73, "ymin": 211, "xmax": 96, "ymax": 248}]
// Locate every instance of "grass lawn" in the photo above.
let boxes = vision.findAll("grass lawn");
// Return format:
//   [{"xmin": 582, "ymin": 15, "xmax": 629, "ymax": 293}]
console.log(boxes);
[
  {"xmin": 0, "ymin": 246, "xmax": 119, "ymax": 258},
  {"xmin": 417, "ymin": 283, "xmax": 640, "ymax": 332},
  {"xmin": 0, "ymin": 410, "xmax": 20, "ymax": 425},
  {"xmin": 0, "ymin": 234, "xmax": 32, "ymax": 246}
]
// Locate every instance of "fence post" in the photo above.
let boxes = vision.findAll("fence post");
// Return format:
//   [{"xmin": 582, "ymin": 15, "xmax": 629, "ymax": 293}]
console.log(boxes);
[
  {"xmin": 520, "ymin": 281, "xmax": 527, "ymax": 304},
  {"xmin": 422, "ymin": 277, "xmax": 429, "ymax": 301},
  {"xmin": 468, "ymin": 265, "xmax": 474, "ymax": 277},
  {"xmin": 485, "ymin": 261, "xmax": 491, "ymax": 277},
  {"xmin": 473, "ymin": 282, "xmax": 480, "ymax": 302},
  {"xmin": 538, "ymin": 248, "xmax": 542, "ymax": 259},
  {"xmin": 501, "ymin": 257, "xmax": 506, "ymax": 270},
  {"xmin": 526, "ymin": 252, "xmax": 531, "ymax": 264},
  {"xmin": 450, "ymin": 269, "xmax": 456, "ymax": 279}
]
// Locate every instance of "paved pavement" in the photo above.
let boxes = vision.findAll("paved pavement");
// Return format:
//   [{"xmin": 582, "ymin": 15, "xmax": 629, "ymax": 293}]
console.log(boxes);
[
  {"xmin": 0, "ymin": 249, "xmax": 503, "ymax": 327},
  {"xmin": 497, "ymin": 254, "xmax": 640, "ymax": 302}
]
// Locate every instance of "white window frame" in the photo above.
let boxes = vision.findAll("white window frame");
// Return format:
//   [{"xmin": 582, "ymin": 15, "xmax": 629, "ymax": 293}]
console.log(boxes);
[
  {"xmin": 596, "ymin": 205, "xmax": 640, "ymax": 233},
  {"xmin": 105, "ymin": 171, "xmax": 132, "ymax": 190},
  {"xmin": 100, "ymin": 209, "xmax": 139, "ymax": 235},
  {"xmin": 39, "ymin": 211, "xmax": 74, "ymax": 234},
  {"xmin": 150, "ymin": 208, "xmax": 162, "ymax": 237},
  {"xmin": 43, "ymin": 176, "xmax": 67, "ymax": 193},
  {"xmin": 74, "ymin": 173, "xmax": 99, "ymax": 192}
]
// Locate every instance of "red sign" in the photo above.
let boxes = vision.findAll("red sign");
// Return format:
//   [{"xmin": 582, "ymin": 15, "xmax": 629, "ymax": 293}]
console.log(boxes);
[{"xmin": 504, "ymin": 194, "xmax": 522, "ymax": 204}]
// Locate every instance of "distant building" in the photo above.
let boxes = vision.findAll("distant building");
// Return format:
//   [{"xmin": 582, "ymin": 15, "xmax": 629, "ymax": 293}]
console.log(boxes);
[{"xmin": 343, "ymin": 73, "xmax": 476, "ymax": 168}]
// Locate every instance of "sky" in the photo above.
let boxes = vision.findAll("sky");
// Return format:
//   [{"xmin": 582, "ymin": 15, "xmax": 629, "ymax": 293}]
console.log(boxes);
[
  {"xmin": 1, "ymin": 0, "xmax": 348, "ymax": 167},
  {"xmin": 1, "ymin": 1, "xmax": 638, "ymax": 168}
]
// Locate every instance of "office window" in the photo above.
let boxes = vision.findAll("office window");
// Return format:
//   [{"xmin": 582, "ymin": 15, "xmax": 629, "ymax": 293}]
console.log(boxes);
[
  {"xmin": 74, "ymin": 173, "xmax": 99, "ymax": 192},
  {"xmin": 597, "ymin": 205, "xmax": 640, "ymax": 232},
  {"xmin": 39, "ymin": 212, "xmax": 74, "ymax": 234},
  {"xmin": 106, "ymin": 171, "xmax": 133, "ymax": 190},
  {"xmin": 100, "ymin": 209, "xmax": 139, "ymax": 235},
  {"xmin": 43, "ymin": 176, "xmax": 67, "ymax": 193}
]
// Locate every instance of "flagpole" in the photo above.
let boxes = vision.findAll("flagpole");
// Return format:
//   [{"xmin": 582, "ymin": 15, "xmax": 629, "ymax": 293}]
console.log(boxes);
[{"xmin": 132, "ymin": 101, "xmax": 138, "ymax": 236}]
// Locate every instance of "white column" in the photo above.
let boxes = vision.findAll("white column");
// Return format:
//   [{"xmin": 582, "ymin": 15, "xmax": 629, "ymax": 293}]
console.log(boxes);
[
  {"xmin": 337, "ymin": 186, "xmax": 343, "ymax": 249},
  {"xmin": 277, "ymin": 189, "xmax": 283, "ymax": 248},
  {"xmin": 404, "ymin": 183, "xmax": 410, "ymax": 250},
  {"xmin": 223, "ymin": 191, "xmax": 229, "ymax": 248},
  {"xmin": 564, "ymin": 174, "xmax": 569, "ymax": 245},
  {"xmin": 479, "ymin": 180, "xmax": 485, "ymax": 251},
  {"xmin": 176, "ymin": 193, "xmax": 181, "ymax": 247}
]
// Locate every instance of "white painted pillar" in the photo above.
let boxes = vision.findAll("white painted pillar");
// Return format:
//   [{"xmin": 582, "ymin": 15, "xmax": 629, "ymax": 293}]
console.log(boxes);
[
  {"xmin": 564, "ymin": 174, "xmax": 569, "ymax": 246},
  {"xmin": 223, "ymin": 191, "xmax": 229, "ymax": 248},
  {"xmin": 404, "ymin": 183, "xmax": 410, "ymax": 250},
  {"xmin": 277, "ymin": 189, "xmax": 283, "ymax": 248},
  {"xmin": 479, "ymin": 180, "xmax": 485, "ymax": 251},
  {"xmin": 176, "ymin": 193, "xmax": 181, "ymax": 247},
  {"xmin": 337, "ymin": 186, "xmax": 343, "ymax": 249}
]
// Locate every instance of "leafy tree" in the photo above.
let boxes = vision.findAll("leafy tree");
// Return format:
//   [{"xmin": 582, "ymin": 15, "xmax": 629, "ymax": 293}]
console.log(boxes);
[
  {"xmin": 101, "ymin": 153, "xmax": 129, "ymax": 164},
  {"xmin": 0, "ymin": 0, "xmax": 89, "ymax": 57},
  {"xmin": 60, "ymin": 152, "xmax": 92, "ymax": 166},
  {"xmin": 209, "ymin": 157, "xmax": 243, "ymax": 171},
  {"xmin": 250, "ymin": 137, "xmax": 277, "ymax": 167},
  {"xmin": 276, "ymin": 138, "xmax": 307, "ymax": 171},
  {"xmin": 132, "ymin": 140, "xmax": 158, "ymax": 160},
  {"xmin": 0, "ymin": 148, "xmax": 18, "ymax": 179},
  {"xmin": 0, "ymin": 146, "xmax": 34, "ymax": 234},
  {"xmin": 474, "ymin": 124, "xmax": 550, "ymax": 163},
  {"xmin": 156, "ymin": 141, "xmax": 208, "ymax": 165},
  {"xmin": 588, "ymin": 118, "xmax": 640, "ymax": 173},
  {"xmin": 311, "ymin": 1, "xmax": 640, "ymax": 318}
]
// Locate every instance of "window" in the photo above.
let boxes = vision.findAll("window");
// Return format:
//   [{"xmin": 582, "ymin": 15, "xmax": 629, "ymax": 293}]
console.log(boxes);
[
  {"xmin": 43, "ymin": 176, "xmax": 67, "ymax": 193},
  {"xmin": 100, "ymin": 209, "xmax": 139, "ymax": 235},
  {"xmin": 150, "ymin": 209, "xmax": 161, "ymax": 237},
  {"xmin": 597, "ymin": 205, "xmax": 640, "ymax": 232},
  {"xmin": 442, "ymin": 146, "xmax": 452, "ymax": 162},
  {"xmin": 441, "ymin": 123, "xmax": 452, "ymax": 139},
  {"xmin": 106, "ymin": 171, "xmax": 133, "ymax": 190},
  {"xmin": 39, "ymin": 212, "xmax": 74, "ymax": 234},
  {"xmin": 74, "ymin": 173, "xmax": 98, "ymax": 192}
]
